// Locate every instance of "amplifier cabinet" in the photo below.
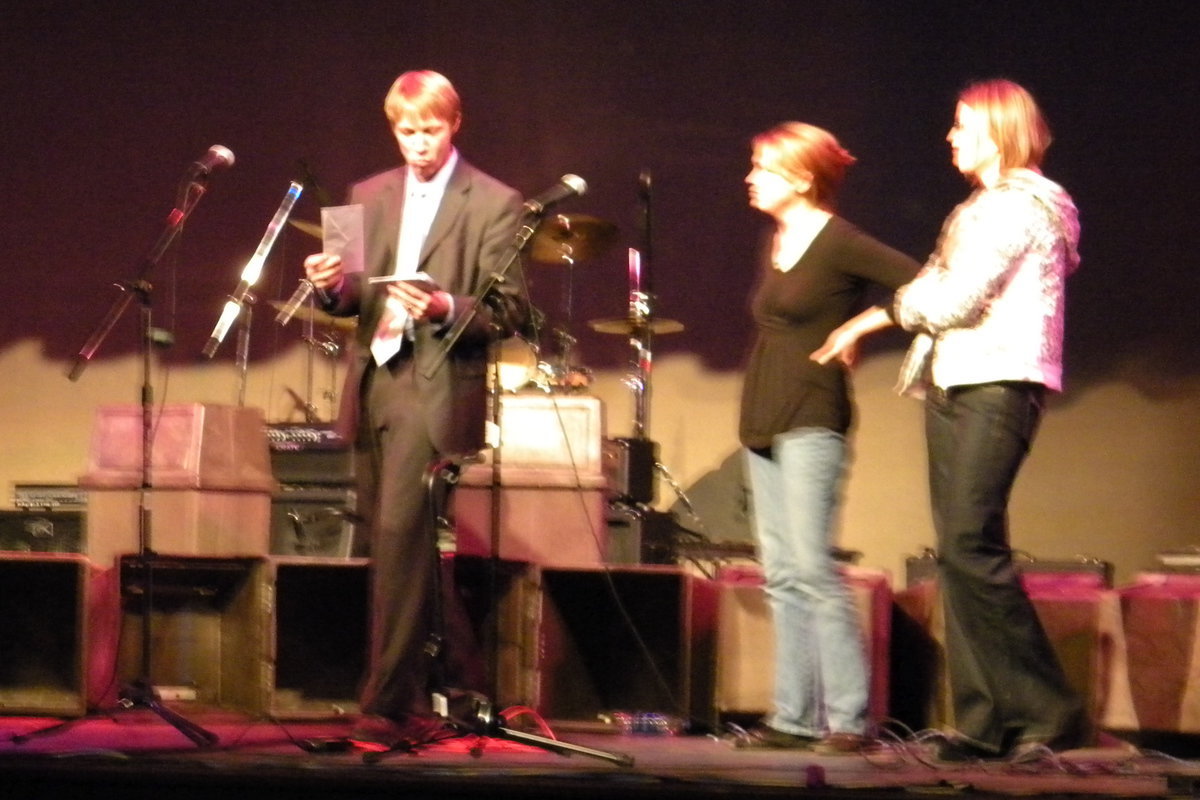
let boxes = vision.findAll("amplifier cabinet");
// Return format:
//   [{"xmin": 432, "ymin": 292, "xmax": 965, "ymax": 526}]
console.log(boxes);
[
  {"xmin": 602, "ymin": 437, "xmax": 658, "ymax": 504},
  {"xmin": 0, "ymin": 509, "xmax": 85, "ymax": 554},
  {"xmin": 86, "ymin": 489, "xmax": 272, "ymax": 567},
  {"xmin": 270, "ymin": 484, "xmax": 360, "ymax": 558},
  {"xmin": 0, "ymin": 554, "xmax": 89, "ymax": 716}
]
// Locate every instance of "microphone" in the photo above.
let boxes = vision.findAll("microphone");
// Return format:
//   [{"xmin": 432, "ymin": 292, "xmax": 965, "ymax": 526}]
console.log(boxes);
[
  {"xmin": 523, "ymin": 174, "xmax": 587, "ymax": 215},
  {"xmin": 276, "ymin": 279, "xmax": 334, "ymax": 326},
  {"xmin": 190, "ymin": 145, "xmax": 236, "ymax": 177},
  {"xmin": 276, "ymin": 280, "xmax": 317, "ymax": 325}
]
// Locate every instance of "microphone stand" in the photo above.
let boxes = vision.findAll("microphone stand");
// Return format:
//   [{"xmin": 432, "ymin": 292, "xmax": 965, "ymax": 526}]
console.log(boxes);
[
  {"xmin": 413, "ymin": 211, "xmax": 631, "ymax": 766},
  {"xmin": 203, "ymin": 181, "xmax": 303, "ymax": 360},
  {"xmin": 24, "ymin": 174, "xmax": 223, "ymax": 748}
]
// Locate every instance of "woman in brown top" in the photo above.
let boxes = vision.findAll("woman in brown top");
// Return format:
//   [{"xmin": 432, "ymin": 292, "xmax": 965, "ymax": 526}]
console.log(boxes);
[{"xmin": 733, "ymin": 123, "xmax": 919, "ymax": 753}]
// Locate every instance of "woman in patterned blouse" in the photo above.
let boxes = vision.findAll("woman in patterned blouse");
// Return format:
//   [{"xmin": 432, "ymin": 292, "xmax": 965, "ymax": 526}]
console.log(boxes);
[{"xmin": 819, "ymin": 79, "xmax": 1089, "ymax": 762}]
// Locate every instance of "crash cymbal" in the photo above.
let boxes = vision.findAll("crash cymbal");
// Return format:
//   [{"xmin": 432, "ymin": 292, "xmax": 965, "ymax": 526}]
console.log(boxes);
[
  {"xmin": 269, "ymin": 299, "xmax": 356, "ymax": 331},
  {"xmin": 288, "ymin": 218, "xmax": 323, "ymax": 239},
  {"xmin": 588, "ymin": 317, "xmax": 684, "ymax": 335},
  {"xmin": 529, "ymin": 214, "xmax": 618, "ymax": 264}
]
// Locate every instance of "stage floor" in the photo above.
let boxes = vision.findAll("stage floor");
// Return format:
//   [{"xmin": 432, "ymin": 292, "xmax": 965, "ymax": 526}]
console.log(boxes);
[{"xmin": 1, "ymin": 710, "xmax": 1196, "ymax": 800}]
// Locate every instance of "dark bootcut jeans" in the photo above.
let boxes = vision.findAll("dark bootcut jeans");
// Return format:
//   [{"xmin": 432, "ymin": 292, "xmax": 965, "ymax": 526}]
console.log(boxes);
[{"xmin": 926, "ymin": 381, "xmax": 1088, "ymax": 754}]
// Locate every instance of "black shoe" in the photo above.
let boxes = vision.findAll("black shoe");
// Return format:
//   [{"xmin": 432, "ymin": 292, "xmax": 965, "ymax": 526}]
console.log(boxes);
[{"xmin": 730, "ymin": 723, "xmax": 818, "ymax": 750}]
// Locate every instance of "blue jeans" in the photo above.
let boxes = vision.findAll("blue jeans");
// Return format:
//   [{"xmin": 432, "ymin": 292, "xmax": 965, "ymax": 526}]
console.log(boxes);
[
  {"xmin": 744, "ymin": 428, "xmax": 868, "ymax": 737},
  {"xmin": 926, "ymin": 382, "xmax": 1086, "ymax": 751}
]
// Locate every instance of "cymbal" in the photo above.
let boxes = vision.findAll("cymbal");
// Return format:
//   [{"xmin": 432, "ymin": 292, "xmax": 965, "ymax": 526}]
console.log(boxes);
[
  {"xmin": 528, "ymin": 214, "xmax": 618, "ymax": 265},
  {"xmin": 589, "ymin": 317, "xmax": 685, "ymax": 335},
  {"xmin": 288, "ymin": 218, "xmax": 323, "ymax": 239},
  {"xmin": 269, "ymin": 299, "xmax": 356, "ymax": 331}
]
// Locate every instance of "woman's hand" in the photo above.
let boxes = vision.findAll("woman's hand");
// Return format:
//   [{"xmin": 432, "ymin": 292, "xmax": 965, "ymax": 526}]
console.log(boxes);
[
  {"xmin": 812, "ymin": 325, "xmax": 861, "ymax": 368},
  {"xmin": 811, "ymin": 306, "xmax": 897, "ymax": 368}
]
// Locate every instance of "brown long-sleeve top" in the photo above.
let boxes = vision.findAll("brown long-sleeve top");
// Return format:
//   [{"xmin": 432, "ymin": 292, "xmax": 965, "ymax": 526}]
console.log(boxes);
[{"xmin": 739, "ymin": 215, "xmax": 921, "ymax": 448}]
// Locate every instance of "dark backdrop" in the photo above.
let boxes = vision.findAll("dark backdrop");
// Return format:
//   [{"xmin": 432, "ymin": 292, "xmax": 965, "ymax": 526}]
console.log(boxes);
[{"xmin": 6, "ymin": 0, "xmax": 1197, "ymax": 397}]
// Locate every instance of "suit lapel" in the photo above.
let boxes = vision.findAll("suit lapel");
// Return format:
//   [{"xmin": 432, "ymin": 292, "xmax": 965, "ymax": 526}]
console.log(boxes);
[
  {"xmin": 420, "ymin": 161, "xmax": 470, "ymax": 281},
  {"xmin": 372, "ymin": 171, "xmax": 404, "ymax": 277}
]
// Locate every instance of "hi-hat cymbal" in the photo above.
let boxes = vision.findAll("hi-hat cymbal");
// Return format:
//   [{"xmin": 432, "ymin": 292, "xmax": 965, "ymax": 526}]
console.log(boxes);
[
  {"xmin": 589, "ymin": 317, "xmax": 684, "ymax": 335},
  {"xmin": 289, "ymin": 218, "xmax": 323, "ymax": 239},
  {"xmin": 529, "ymin": 214, "xmax": 618, "ymax": 265},
  {"xmin": 269, "ymin": 299, "xmax": 356, "ymax": 331}
]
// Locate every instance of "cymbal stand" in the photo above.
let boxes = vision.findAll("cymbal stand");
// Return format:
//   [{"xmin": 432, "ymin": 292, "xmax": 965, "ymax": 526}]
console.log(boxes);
[
  {"xmin": 297, "ymin": 293, "xmax": 343, "ymax": 423},
  {"xmin": 624, "ymin": 253, "xmax": 655, "ymax": 438},
  {"xmin": 627, "ymin": 171, "xmax": 656, "ymax": 438},
  {"xmin": 550, "ymin": 214, "xmax": 581, "ymax": 381}
]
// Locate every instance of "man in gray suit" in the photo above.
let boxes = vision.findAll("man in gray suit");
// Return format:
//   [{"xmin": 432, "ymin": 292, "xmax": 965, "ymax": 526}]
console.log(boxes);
[{"xmin": 304, "ymin": 70, "xmax": 528, "ymax": 750}]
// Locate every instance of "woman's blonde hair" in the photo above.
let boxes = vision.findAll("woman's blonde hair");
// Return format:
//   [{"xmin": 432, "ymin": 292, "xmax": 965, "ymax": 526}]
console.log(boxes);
[{"xmin": 959, "ymin": 79, "xmax": 1052, "ymax": 170}]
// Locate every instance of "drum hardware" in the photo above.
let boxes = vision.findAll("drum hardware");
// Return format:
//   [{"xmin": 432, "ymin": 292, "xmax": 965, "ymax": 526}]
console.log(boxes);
[
  {"xmin": 588, "ymin": 317, "xmax": 685, "ymax": 336},
  {"xmin": 527, "ymin": 214, "xmax": 618, "ymax": 265},
  {"xmin": 267, "ymin": 298, "xmax": 348, "ymax": 422},
  {"xmin": 527, "ymin": 213, "xmax": 619, "ymax": 393}
]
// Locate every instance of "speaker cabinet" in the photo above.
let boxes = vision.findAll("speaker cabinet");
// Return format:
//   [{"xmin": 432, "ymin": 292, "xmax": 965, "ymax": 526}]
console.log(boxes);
[
  {"xmin": 891, "ymin": 570, "xmax": 1116, "ymax": 733},
  {"xmin": 527, "ymin": 566, "xmax": 716, "ymax": 730},
  {"xmin": 263, "ymin": 555, "xmax": 538, "ymax": 719},
  {"xmin": 114, "ymin": 556, "xmax": 266, "ymax": 712},
  {"xmin": 263, "ymin": 557, "xmax": 369, "ymax": 718},
  {"xmin": 605, "ymin": 504, "xmax": 676, "ymax": 565},
  {"xmin": 0, "ymin": 554, "xmax": 89, "ymax": 715},
  {"xmin": 1104, "ymin": 573, "xmax": 1200, "ymax": 734},
  {"xmin": 711, "ymin": 566, "xmax": 893, "ymax": 729}
]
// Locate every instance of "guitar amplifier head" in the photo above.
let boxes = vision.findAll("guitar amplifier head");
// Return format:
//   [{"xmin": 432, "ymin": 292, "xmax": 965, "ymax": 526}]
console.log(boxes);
[{"xmin": 267, "ymin": 424, "xmax": 355, "ymax": 485}]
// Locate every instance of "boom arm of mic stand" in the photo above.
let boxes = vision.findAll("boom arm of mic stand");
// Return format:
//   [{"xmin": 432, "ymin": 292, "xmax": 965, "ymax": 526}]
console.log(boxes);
[
  {"xmin": 425, "ymin": 217, "xmax": 539, "ymax": 380},
  {"xmin": 68, "ymin": 184, "xmax": 207, "ymax": 381}
]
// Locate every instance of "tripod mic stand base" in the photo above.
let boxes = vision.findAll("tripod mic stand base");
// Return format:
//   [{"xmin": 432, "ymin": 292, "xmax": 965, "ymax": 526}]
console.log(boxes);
[
  {"xmin": 460, "ymin": 693, "xmax": 634, "ymax": 767},
  {"xmin": 10, "ymin": 680, "xmax": 219, "ymax": 749},
  {"xmin": 118, "ymin": 679, "xmax": 219, "ymax": 748}
]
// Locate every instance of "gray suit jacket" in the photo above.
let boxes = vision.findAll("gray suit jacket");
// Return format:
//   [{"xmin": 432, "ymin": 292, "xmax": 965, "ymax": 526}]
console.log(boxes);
[{"xmin": 327, "ymin": 158, "xmax": 528, "ymax": 456}]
